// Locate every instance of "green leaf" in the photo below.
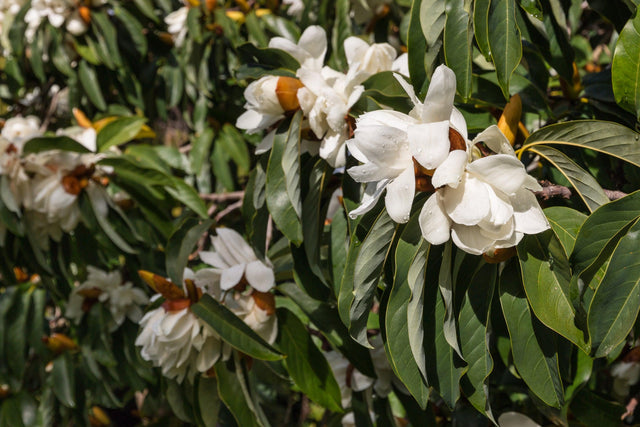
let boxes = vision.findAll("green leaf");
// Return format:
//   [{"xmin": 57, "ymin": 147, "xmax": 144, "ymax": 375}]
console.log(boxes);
[
  {"xmin": 587, "ymin": 219, "xmax": 640, "ymax": 357},
  {"xmin": 217, "ymin": 124, "xmax": 250, "ymax": 175},
  {"xmin": 444, "ymin": 0, "xmax": 473, "ymax": 100},
  {"xmin": 330, "ymin": 0, "xmax": 351, "ymax": 70},
  {"xmin": 521, "ymin": 120, "xmax": 640, "ymax": 168},
  {"xmin": 544, "ymin": 207, "xmax": 587, "ymax": 255},
  {"xmin": 277, "ymin": 281, "xmax": 375, "ymax": 377},
  {"xmin": 612, "ymin": 10, "xmax": 640, "ymax": 118},
  {"xmin": 570, "ymin": 388, "xmax": 625, "ymax": 427},
  {"xmin": 407, "ymin": 241, "xmax": 429, "ymax": 381},
  {"xmin": 266, "ymin": 112, "xmax": 303, "ymax": 245},
  {"xmin": 132, "ymin": 0, "xmax": 160, "ymax": 23},
  {"xmin": 500, "ymin": 261, "xmax": 564, "ymax": 408},
  {"xmin": 488, "ymin": 0, "xmax": 522, "ymax": 98},
  {"xmin": 527, "ymin": 145, "xmax": 609, "ymax": 213},
  {"xmin": 214, "ymin": 360, "xmax": 261, "ymax": 427},
  {"xmin": 302, "ymin": 160, "xmax": 331, "ymax": 283},
  {"xmin": 571, "ymin": 191, "xmax": 640, "ymax": 281},
  {"xmin": 191, "ymin": 294, "xmax": 283, "ymax": 361},
  {"xmin": 473, "ymin": 0, "xmax": 491, "ymax": 60},
  {"xmin": 165, "ymin": 178, "xmax": 209, "ymax": 219},
  {"xmin": 5, "ymin": 287, "xmax": 30, "ymax": 378},
  {"xmin": 0, "ymin": 398, "xmax": 25, "ymax": 427},
  {"xmin": 237, "ymin": 43, "xmax": 301, "ymax": 73},
  {"xmin": 190, "ymin": 127, "xmax": 214, "ymax": 175},
  {"xmin": 165, "ymin": 217, "xmax": 214, "ymax": 285},
  {"xmin": 350, "ymin": 210, "xmax": 397, "ymax": 347},
  {"xmin": 52, "ymin": 352, "xmax": 76, "ymax": 408},
  {"xmin": 518, "ymin": 230, "xmax": 589, "ymax": 353},
  {"xmin": 330, "ymin": 209, "xmax": 349, "ymax": 297},
  {"xmin": 407, "ymin": 0, "xmax": 428, "ymax": 94},
  {"xmin": 78, "ymin": 60, "xmax": 107, "ymax": 111},
  {"xmin": 85, "ymin": 188, "xmax": 137, "ymax": 254},
  {"xmin": 438, "ymin": 242, "xmax": 463, "ymax": 359},
  {"xmin": 113, "ymin": 5, "xmax": 148, "ymax": 56},
  {"xmin": 195, "ymin": 377, "xmax": 220, "ymax": 427},
  {"xmin": 385, "ymin": 222, "xmax": 431, "ymax": 408},
  {"xmin": 458, "ymin": 263, "xmax": 496, "ymax": 421},
  {"xmin": 22, "ymin": 136, "xmax": 92, "ymax": 155},
  {"xmin": 276, "ymin": 308, "xmax": 343, "ymax": 412},
  {"xmin": 91, "ymin": 11, "xmax": 123, "ymax": 68},
  {"xmin": 96, "ymin": 116, "xmax": 147, "ymax": 152}
]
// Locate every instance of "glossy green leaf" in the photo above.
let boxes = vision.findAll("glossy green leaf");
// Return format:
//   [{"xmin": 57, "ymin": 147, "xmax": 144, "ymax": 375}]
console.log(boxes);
[
  {"xmin": 385, "ymin": 217, "xmax": 431, "ymax": 408},
  {"xmin": 521, "ymin": 120, "xmax": 640, "ymax": 167},
  {"xmin": 570, "ymin": 389, "xmax": 625, "ymax": 426},
  {"xmin": 195, "ymin": 377, "xmax": 220, "ymax": 427},
  {"xmin": 613, "ymin": 10, "xmax": 640, "ymax": 117},
  {"xmin": 444, "ymin": 0, "xmax": 473, "ymax": 100},
  {"xmin": 330, "ymin": 208, "xmax": 349, "ymax": 298},
  {"xmin": 571, "ymin": 191, "xmax": 640, "ymax": 281},
  {"xmin": 544, "ymin": 207, "xmax": 587, "ymax": 255},
  {"xmin": 438, "ymin": 242, "xmax": 463, "ymax": 359},
  {"xmin": 78, "ymin": 60, "xmax": 107, "ymax": 111},
  {"xmin": 527, "ymin": 145, "xmax": 609, "ymax": 213},
  {"xmin": 113, "ymin": 5, "xmax": 148, "ymax": 56},
  {"xmin": 276, "ymin": 308, "xmax": 343, "ymax": 412},
  {"xmin": 302, "ymin": 160, "xmax": 331, "ymax": 283},
  {"xmin": 587, "ymin": 219, "xmax": 640, "ymax": 357},
  {"xmin": 217, "ymin": 124, "xmax": 251, "ymax": 175},
  {"xmin": 237, "ymin": 43, "xmax": 301, "ymax": 73},
  {"xmin": 191, "ymin": 294, "xmax": 283, "ymax": 361},
  {"xmin": 266, "ymin": 112, "xmax": 303, "ymax": 245},
  {"xmin": 5, "ymin": 287, "xmax": 30, "ymax": 378},
  {"xmin": 22, "ymin": 136, "xmax": 92, "ymax": 155},
  {"xmin": 407, "ymin": 240, "xmax": 429, "ymax": 381},
  {"xmin": 277, "ymin": 281, "xmax": 375, "ymax": 376},
  {"xmin": 518, "ymin": 230, "xmax": 589, "ymax": 353},
  {"xmin": 350, "ymin": 210, "xmax": 397, "ymax": 347},
  {"xmin": 330, "ymin": 0, "xmax": 351, "ymax": 70},
  {"xmin": 190, "ymin": 127, "xmax": 214, "ymax": 175},
  {"xmin": 165, "ymin": 178, "xmax": 209, "ymax": 219},
  {"xmin": 132, "ymin": 0, "xmax": 159, "ymax": 22},
  {"xmin": 0, "ymin": 398, "xmax": 25, "ymax": 427},
  {"xmin": 407, "ymin": 0, "xmax": 428, "ymax": 94},
  {"xmin": 96, "ymin": 116, "xmax": 147, "ymax": 152},
  {"xmin": 85, "ymin": 187, "xmax": 137, "ymax": 254},
  {"xmin": 52, "ymin": 352, "xmax": 76, "ymax": 408},
  {"xmin": 459, "ymin": 263, "xmax": 496, "ymax": 421},
  {"xmin": 473, "ymin": 0, "xmax": 491, "ymax": 59},
  {"xmin": 500, "ymin": 262, "xmax": 564, "ymax": 408},
  {"xmin": 488, "ymin": 0, "xmax": 522, "ymax": 98},
  {"xmin": 165, "ymin": 218, "xmax": 214, "ymax": 285}
]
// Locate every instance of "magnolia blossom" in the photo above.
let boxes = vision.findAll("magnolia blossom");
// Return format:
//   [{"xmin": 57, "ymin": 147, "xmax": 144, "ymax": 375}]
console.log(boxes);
[
  {"xmin": 66, "ymin": 266, "xmax": 149, "ymax": 331},
  {"xmin": 198, "ymin": 227, "xmax": 275, "ymax": 293},
  {"xmin": 269, "ymin": 25, "xmax": 327, "ymax": 71},
  {"xmin": 165, "ymin": 6, "xmax": 188, "ymax": 48},
  {"xmin": 25, "ymin": 0, "xmax": 88, "ymax": 42},
  {"xmin": 347, "ymin": 64, "xmax": 468, "ymax": 223},
  {"xmin": 344, "ymin": 37, "xmax": 397, "ymax": 78},
  {"xmin": 282, "ymin": 0, "xmax": 304, "ymax": 18},
  {"xmin": 1, "ymin": 115, "xmax": 41, "ymax": 148},
  {"xmin": 419, "ymin": 125, "xmax": 549, "ymax": 255}
]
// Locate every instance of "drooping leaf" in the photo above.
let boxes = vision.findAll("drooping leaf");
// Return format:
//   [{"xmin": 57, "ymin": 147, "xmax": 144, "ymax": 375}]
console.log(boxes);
[
  {"xmin": 500, "ymin": 261, "xmax": 564, "ymax": 408},
  {"xmin": 444, "ymin": 0, "xmax": 473, "ymax": 100},
  {"xmin": 544, "ymin": 207, "xmax": 587, "ymax": 255},
  {"xmin": 214, "ymin": 361, "xmax": 261, "ymax": 427},
  {"xmin": 51, "ymin": 352, "xmax": 76, "ymax": 408},
  {"xmin": 78, "ymin": 60, "xmax": 107, "ymax": 111},
  {"xmin": 473, "ymin": 0, "xmax": 491, "ymax": 60},
  {"xmin": 613, "ymin": 11, "xmax": 640, "ymax": 119},
  {"xmin": 96, "ymin": 116, "xmax": 147, "ymax": 152},
  {"xmin": 488, "ymin": 0, "xmax": 522, "ymax": 98},
  {"xmin": 165, "ymin": 217, "xmax": 214, "ymax": 285},
  {"xmin": 276, "ymin": 309, "xmax": 343, "ymax": 412},
  {"xmin": 191, "ymin": 294, "xmax": 283, "ymax": 361},
  {"xmin": 22, "ymin": 137, "xmax": 92, "ymax": 155}
]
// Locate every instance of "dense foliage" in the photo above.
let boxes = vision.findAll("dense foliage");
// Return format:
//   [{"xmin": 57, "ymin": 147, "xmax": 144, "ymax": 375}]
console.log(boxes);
[{"xmin": 1, "ymin": 0, "xmax": 640, "ymax": 425}]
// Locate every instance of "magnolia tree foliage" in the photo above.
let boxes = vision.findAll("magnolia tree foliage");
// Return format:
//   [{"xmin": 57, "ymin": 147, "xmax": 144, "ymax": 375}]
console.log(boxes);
[{"xmin": 1, "ymin": 0, "xmax": 640, "ymax": 425}]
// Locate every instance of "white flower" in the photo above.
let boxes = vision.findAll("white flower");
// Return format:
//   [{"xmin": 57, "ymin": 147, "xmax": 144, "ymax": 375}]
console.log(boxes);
[
  {"xmin": 165, "ymin": 6, "xmax": 188, "ymax": 48},
  {"xmin": 344, "ymin": 37, "xmax": 397, "ymax": 78},
  {"xmin": 419, "ymin": 125, "xmax": 549, "ymax": 255},
  {"xmin": 224, "ymin": 291, "xmax": 278, "ymax": 344},
  {"xmin": 282, "ymin": 0, "xmax": 304, "ymax": 18},
  {"xmin": 198, "ymin": 228, "xmax": 275, "ymax": 293},
  {"xmin": 236, "ymin": 75, "xmax": 289, "ymax": 134},
  {"xmin": 325, "ymin": 351, "xmax": 375, "ymax": 408},
  {"xmin": 268, "ymin": 25, "xmax": 327, "ymax": 71},
  {"xmin": 66, "ymin": 266, "xmax": 149, "ymax": 331},
  {"xmin": 347, "ymin": 65, "xmax": 467, "ymax": 223},
  {"xmin": 2, "ymin": 116, "xmax": 42, "ymax": 148},
  {"xmin": 611, "ymin": 360, "xmax": 640, "ymax": 397},
  {"xmin": 24, "ymin": 0, "xmax": 87, "ymax": 42}
]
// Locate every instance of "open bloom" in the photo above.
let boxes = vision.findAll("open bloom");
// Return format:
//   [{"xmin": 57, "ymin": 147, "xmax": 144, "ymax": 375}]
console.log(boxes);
[
  {"xmin": 419, "ymin": 126, "xmax": 549, "ymax": 255},
  {"xmin": 1, "ymin": 116, "xmax": 42, "ymax": 148},
  {"xmin": 198, "ymin": 227, "xmax": 275, "ymax": 293},
  {"xmin": 24, "ymin": 0, "xmax": 88, "ymax": 42},
  {"xmin": 165, "ymin": 6, "xmax": 188, "ymax": 47},
  {"xmin": 66, "ymin": 266, "xmax": 149, "ymax": 331},
  {"xmin": 268, "ymin": 25, "xmax": 327, "ymax": 71},
  {"xmin": 347, "ymin": 65, "xmax": 468, "ymax": 223}
]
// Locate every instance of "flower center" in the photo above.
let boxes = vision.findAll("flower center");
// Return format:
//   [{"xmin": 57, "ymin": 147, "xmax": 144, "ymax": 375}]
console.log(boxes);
[
  {"xmin": 62, "ymin": 164, "xmax": 95, "ymax": 195},
  {"xmin": 276, "ymin": 77, "xmax": 304, "ymax": 112}
]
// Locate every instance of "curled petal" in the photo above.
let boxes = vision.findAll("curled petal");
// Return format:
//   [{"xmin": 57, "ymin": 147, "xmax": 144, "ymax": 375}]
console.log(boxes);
[
  {"xmin": 442, "ymin": 175, "xmax": 491, "ymax": 226},
  {"xmin": 431, "ymin": 150, "xmax": 468, "ymax": 188},
  {"xmin": 385, "ymin": 167, "xmax": 415, "ymax": 223},
  {"xmin": 349, "ymin": 180, "xmax": 389, "ymax": 219},
  {"xmin": 511, "ymin": 188, "xmax": 550, "ymax": 234},
  {"xmin": 419, "ymin": 193, "xmax": 451, "ymax": 245},
  {"xmin": 421, "ymin": 65, "xmax": 456, "ymax": 123},
  {"xmin": 451, "ymin": 224, "xmax": 496, "ymax": 255},
  {"xmin": 220, "ymin": 263, "xmax": 245, "ymax": 291},
  {"xmin": 409, "ymin": 121, "xmax": 451, "ymax": 169},
  {"xmin": 245, "ymin": 260, "xmax": 275, "ymax": 292}
]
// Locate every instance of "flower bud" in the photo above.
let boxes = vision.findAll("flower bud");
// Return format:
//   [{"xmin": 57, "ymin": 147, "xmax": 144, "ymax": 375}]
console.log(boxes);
[
  {"xmin": 89, "ymin": 406, "xmax": 111, "ymax": 426},
  {"xmin": 276, "ymin": 77, "xmax": 304, "ymax": 112},
  {"xmin": 482, "ymin": 247, "xmax": 517, "ymax": 264},
  {"xmin": 497, "ymin": 94, "xmax": 521, "ymax": 146},
  {"xmin": 138, "ymin": 270, "xmax": 186, "ymax": 300},
  {"xmin": 79, "ymin": 6, "xmax": 91, "ymax": 24},
  {"xmin": 252, "ymin": 291, "xmax": 275, "ymax": 315},
  {"xmin": 73, "ymin": 108, "xmax": 92, "ymax": 128},
  {"xmin": 43, "ymin": 333, "xmax": 78, "ymax": 354}
]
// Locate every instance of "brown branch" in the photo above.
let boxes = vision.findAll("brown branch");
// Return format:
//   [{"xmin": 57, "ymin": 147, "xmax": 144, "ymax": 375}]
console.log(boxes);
[
  {"xmin": 214, "ymin": 200, "xmax": 242, "ymax": 222},
  {"xmin": 199, "ymin": 191, "xmax": 245, "ymax": 202},
  {"xmin": 604, "ymin": 189, "xmax": 628, "ymax": 201},
  {"xmin": 534, "ymin": 180, "xmax": 572, "ymax": 200}
]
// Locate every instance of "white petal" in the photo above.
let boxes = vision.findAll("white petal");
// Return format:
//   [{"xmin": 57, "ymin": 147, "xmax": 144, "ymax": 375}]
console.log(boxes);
[
  {"xmin": 449, "ymin": 107, "xmax": 468, "ymax": 141},
  {"xmin": 245, "ymin": 260, "xmax": 275, "ymax": 292},
  {"xmin": 471, "ymin": 125, "xmax": 514, "ymax": 156},
  {"xmin": 196, "ymin": 338, "xmax": 221, "ymax": 372},
  {"xmin": 467, "ymin": 154, "xmax": 527, "ymax": 196},
  {"xmin": 431, "ymin": 150, "xmax": 468, "ymax": 188},
  {"xmin": 350, "ymin": 123, "xmax": 410, "ymax": 169},
  {"xmin": 442, "ymin": 175, "xmax": 491, "ymax": 226},
  {"xmin": 450, "ymin": 224, "xmax": 495, "ymax": 255},
  {"xmin": 486, "ymin": 187, "xmax": 514, "ymax": 226},
  {"xmin": 384, "ymin": 167, "xmax": 415, "ymax": 223},
  {"xmin": 394, "ymin": 73, "xmax": 421, "ymax": 106},
  {"xmin": 349, "ymin": 180, "xmax": 389, "ymax": 219},
  {"xmin": 511, "ymin": 188, "xmax": 550, "ymax": 234},
  {"xmin": 199, "ymin": 250, "xmax": 228, "ymax": 269},
  {"xmin": 215, "ymin": 228, "xmax": 257, "ymax": 263},
  {"xmin": 344, "ymin": 37, "xmax": 369, "ymax": 68},
  {"xmin": 220, "ymin": 263, "xmax": 245, "ymax": 291},
  {"xmin": 194, "ymin": 268, "xmax": 222, "ymax": 298},
  {"xmin": 236, "ymin": 110, "xmax": 282, "ymax": 134},
  {"xmin": 419, "ymin": 193, "xmax": 451, "ymax": 245},
  {"xmin": 347, "ymin": 161, "xmax": 404, "ymax": 183},
  {"xmin": 421, "ymin": 65, "xmax": 456, "ymax": 123},
  {"xmin": 297, "ymin": 25, "xmax": 327, "ymax": 67},
  {"xmin": 319, "ymin": 129, "xmax": 346, "ymax": 168},
  {"xmin": 255, "ymin": 130, "xmax": 275, "ymax": 155},
  {"xmin": 409, "ymin": 121, "xmax": 451, "ymax": 169}
]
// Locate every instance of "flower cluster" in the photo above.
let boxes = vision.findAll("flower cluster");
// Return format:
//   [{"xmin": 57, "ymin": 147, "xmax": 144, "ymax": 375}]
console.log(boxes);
[
  {"xmin": 135, "ymin": 228, "xmax": 277, "ymax": 383},
  {"xmin": 66, "ymin": 266, "xmax": 149, "ymax": 331},
  {"xmin": 236, "ymin": 26, "xmax": 407, "ymax": 167},
  {"xmin": 24, "ymin": 0, "xmax": 102, "ymax": 42},
  {"xmin": 346, "ymin": 65, "xmax": 549, "ymax": 255},
  {"xmin": 0, "ymin": 116, "xmax": 106, "ymax": 247}
]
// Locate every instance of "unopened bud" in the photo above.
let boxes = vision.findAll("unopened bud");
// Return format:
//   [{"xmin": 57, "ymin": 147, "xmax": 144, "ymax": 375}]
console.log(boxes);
[
  {"xmin": 482, "ymin": 247, "xmax": 517, "ymax": 264},
  {"xmin": 89, "ymin": 406, "xmax": 111, "ymax": 426},
  {"xmin": 73, "ymin": 108, "xmax": 92, "ymax": 128},
  {"xmin": 78, "ymin": 6, "xmax": 91, "ymax": 24},
  {"xmin": 276, "ymin": 77, "xmax": 304, "ymax": 112},
  {"xmin": 138, "ymin": 270, "xmax": 186, "ymax": 300},
  {"xmin": 497, "ymin": 94, "xmax": 522, "ymax": 146},
  {"xmin": 226, "ymin": 10, "xmax": 245, "ymax": 23},
  {"xmin": 13, "ymin": 267, "xmax": 29, "ymax": 283},
  {"xmin": 43, "ymin": 333, "xmax": 77, "ymax": 354}
]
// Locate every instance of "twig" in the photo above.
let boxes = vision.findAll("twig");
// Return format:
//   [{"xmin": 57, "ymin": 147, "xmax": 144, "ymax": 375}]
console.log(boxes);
[
  {"xmin": 265, "ymin": 215, "xmax": 273, "ymax": 253},
  {"xmin": 214, "ymin": 200, "xmax": 242, "ymax": 222},
  {"xmin": 199, "ymin": 191, "xmax": 245, "ymax": 202},
  {"xmin": 535, "ymin": 180, "xmax": 572, "ymax": 200},
  {"xmin": 40, "ymin": 88, "xmax": 61, "ymax": 132},
  {"xmin": 179, "ymin": 144, "xmax": 191, "ymax": 153},
  {"xmin": 604, "ymin": 189, "xmax": 628, "ymax": 201}
]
